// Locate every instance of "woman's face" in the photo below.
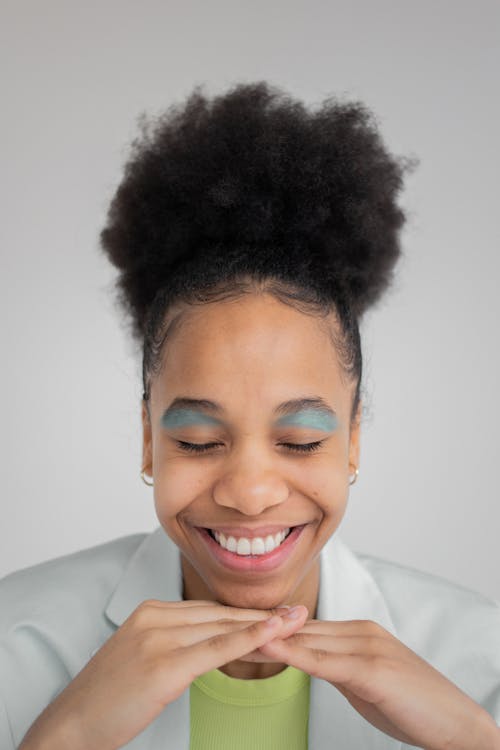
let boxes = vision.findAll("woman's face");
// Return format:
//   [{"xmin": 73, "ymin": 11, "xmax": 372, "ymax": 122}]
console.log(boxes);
[{"xmin": 142, "ymin": 293, "xmax": 360, "ymax": 611}]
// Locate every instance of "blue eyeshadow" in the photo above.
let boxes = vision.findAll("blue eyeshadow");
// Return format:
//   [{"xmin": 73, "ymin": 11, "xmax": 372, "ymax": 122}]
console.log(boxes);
[
  {"xmin": 161, "ymin": 406, "xmax": 338, "ymax": 433},
  {"xmin": 275, "ymin": 409, "xmax": 338, "ymax": 432},
  {"xmin": 161, "ymin": 408, "xmax": 222, "ymax": 429}
]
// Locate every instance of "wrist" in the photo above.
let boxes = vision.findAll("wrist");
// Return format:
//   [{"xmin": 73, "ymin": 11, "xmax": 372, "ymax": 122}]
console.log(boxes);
[
  {"xmin": 425, "ymin": 710, "xmax": 500, "ymax": 750},
  {"xmin": 449, "ymin": 710, "xmax": 500, "ymax": 750},
  {"xmin": 19, "ymin": 711, "xmax": 88, "ymax": 750},
  {"xmin": 478, "ymin": 715, "xmax": 500, "ymax": 750}
]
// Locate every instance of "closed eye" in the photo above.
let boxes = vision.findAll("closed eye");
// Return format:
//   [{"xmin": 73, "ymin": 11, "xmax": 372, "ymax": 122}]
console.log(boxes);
[{"xmin": 175, "ymin": 440, "xmax": 326, "ymax": 454}]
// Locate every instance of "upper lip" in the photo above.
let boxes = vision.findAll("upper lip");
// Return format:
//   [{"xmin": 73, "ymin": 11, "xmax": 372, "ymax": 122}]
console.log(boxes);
[{"xmin": 199, "ymin": 524, "xmax": 304, "ymax": 538}]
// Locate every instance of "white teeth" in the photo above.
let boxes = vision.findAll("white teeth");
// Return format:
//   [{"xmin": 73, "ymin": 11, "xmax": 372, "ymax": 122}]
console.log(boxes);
[
  {"xmin": 236, "ymin": 538, "xmax": 251, "ymax": 555},
  {"xmin": 264, "ymin": 535, "xmax": 276, "ymax": 553},
  {"xmin": 212, "ymin": 529, "xmax": 290, "ymax": 556},
  {"xmin": 251, "ymin": 538, "xmax": 266, "ymax": 555},
  {"xmin": 226, "ymin": 535, "xmax": 237, "ymax": 552}
]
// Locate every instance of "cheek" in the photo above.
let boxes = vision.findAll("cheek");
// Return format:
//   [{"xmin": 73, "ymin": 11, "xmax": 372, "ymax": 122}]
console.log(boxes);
[
  {"xmin": 301, "ymin": 463, "xmax": 349, "ymax": 519},
  {"xmin": 153, "ymin": 461, "xmax": 206, "ymax": 524},
  {"xmin": 289, "ymin": 455, "xmax": 349, "ymax": 519}
]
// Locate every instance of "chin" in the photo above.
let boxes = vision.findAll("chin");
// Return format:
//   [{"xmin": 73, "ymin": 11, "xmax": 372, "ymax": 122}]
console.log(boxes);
[
  {"xmin": 218, "ymin": 594, "xmax": 286, "ymax": 611},
  {"xmin": 211, "ymin": 582, "xmax": 293, "ymax": 611}
]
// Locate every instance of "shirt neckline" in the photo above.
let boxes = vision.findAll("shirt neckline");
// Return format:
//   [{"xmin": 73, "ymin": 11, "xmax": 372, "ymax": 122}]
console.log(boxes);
[{"xmin": 192, "ymin": 666, "xmax": 310, "ymax": 706}]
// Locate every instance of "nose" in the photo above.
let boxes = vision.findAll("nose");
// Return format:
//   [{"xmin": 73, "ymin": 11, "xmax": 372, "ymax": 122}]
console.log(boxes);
[{"xmin": 213, "ymin": 452, "xmax": 289, "ymax": 516}]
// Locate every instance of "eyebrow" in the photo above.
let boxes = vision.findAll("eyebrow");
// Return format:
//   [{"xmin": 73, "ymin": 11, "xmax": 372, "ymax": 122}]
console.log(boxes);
[{"xmin": 161, "ymin": 396, "xmax": 337, "ymax": 422}]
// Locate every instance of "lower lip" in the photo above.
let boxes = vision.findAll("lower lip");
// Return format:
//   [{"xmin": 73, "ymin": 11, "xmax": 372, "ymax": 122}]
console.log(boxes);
[{"xmin": 197, "ymin": 525, "xmax": 306, "ymax": 572}]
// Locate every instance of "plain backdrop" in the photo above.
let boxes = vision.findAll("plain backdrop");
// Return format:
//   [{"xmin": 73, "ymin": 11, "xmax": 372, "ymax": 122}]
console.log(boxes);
[{"xmin": 1, "ymin": 1, "xmax": 499, "ymax": 600}]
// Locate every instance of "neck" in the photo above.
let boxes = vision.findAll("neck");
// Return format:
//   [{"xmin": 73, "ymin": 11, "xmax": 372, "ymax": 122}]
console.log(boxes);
[{"xmin": 219, "ymin": 659, "xmax": 288, "ymax": 679}]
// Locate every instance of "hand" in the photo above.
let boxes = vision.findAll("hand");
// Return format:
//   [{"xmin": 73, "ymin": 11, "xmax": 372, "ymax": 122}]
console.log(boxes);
[
  {"xmin": 258, "ymin": 618, "xmax": 500, "ymax": 750},
  {"xmin": 19, "ymin": 600, "xmax": 308, "ymax": 750}
]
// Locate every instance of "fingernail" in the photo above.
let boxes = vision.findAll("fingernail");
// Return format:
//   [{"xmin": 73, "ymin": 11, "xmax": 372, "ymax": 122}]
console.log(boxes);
[{"xmin": 283, "ymin": 605, "xmax": 303, "ymax": 620}]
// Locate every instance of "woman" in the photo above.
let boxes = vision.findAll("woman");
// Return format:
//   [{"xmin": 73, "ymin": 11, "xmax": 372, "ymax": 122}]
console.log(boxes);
[{"xmin": 2, "ymin": 82, "xmax": 499, "ymax": 750}]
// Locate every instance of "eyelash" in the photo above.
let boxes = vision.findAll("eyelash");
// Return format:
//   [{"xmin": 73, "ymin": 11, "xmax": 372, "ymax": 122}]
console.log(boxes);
[{"xmin": 175, "ymin": 440, "xmax": 326, "ymax": 454}]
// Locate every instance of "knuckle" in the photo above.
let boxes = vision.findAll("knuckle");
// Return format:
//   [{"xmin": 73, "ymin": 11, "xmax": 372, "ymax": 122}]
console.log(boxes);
[
  {"xmin": 350, "ymin": 619, "xmax": 380, "ymax": 632},
  {"xmin": 128, "ymin": 599, "xmax": 164, "ymax": 630},
  {"xmin": 136, "ymin": 599, "xmax": 157, "ymax": 613},
  {"xmin": 349, "ymin": 619, "xmax": 386, "ymax": 636},
  {"xmin": 312, "ymin": 647, "xmax": 329, "ymax": 663},
  {"xmin": 140, "ymin": 598, "xmax": 163, "ymax": 609},
  {"xmin": 217, "ymin": 618, "xmax": 239, "ymax": 632},
  {"xmin": 364, "ymin": 620, "xmax": 385, "ymax": 635},
  {"xmin": 207, "ymin": 633, "xmax": 228, "ymax": 651},
  {"xmin": 247, "ymin": 620, "xmax": 265, "ymax": 637},
  {"xmin": 128, "ymin": 608, "xmax": 149, "ymax": 630},
  {"xmin": 302, "ymin": 648, "xmax": 329, "ymax": 678},
  {"xmin": 290, "ymin": 631, "xmax": 308, "ymax": 646},
  {"xmin": 364, "ymin": 635, "xmax": 382, "ymax": 653}
]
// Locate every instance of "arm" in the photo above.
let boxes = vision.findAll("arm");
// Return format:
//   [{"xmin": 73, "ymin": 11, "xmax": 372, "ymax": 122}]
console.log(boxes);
[
  {"xmin": 16, "ymin": 601, "xmax": 307, "ymax": 750},
  {"xmin": 259, "ymin": 618, "xmax": 500, "ymax": 750}
]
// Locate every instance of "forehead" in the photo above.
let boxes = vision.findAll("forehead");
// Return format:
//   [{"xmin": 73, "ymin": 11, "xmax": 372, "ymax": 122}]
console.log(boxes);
[{"xmin": 152, "ymin": 294, "xmax": 351, "ymax": 414}]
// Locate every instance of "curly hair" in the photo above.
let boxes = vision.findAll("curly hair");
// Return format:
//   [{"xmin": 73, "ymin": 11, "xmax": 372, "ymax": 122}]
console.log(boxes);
[{"xmin": 100, "ymin": 81, "xmax": 412, "ymax": 423}]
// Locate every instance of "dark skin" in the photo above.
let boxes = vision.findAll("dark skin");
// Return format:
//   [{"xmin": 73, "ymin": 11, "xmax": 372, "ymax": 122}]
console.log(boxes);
[
  {"xmin": 142, "ymin": 292, "xmax": 360, "ymax": 679},
  {"xmin": 140, "ymin": 292, "xmax": 499, "ymax": 748},
  {"xmin": 19, "ymin": 292, "xmax": 499, "ymax": 750},
  {"xmin": 179, "ymin": 555, "xmax": 318, "ymax": 678}
]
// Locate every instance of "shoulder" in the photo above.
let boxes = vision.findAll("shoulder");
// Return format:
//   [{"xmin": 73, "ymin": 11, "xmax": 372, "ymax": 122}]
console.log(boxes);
[
  {"xmin": 0, "ymin": 532, "xmax": 147, "ymax": 636},
  {"xmin": 0, "ymin": 533, "xmax": 150, "ymax": 747},
  {"xmin": 355, "ymin": 550, "xmax": 500, "ymax": 629},
  {"xmin": 354, "ymin": 550, "xmax": 500, "ymax": 717}
]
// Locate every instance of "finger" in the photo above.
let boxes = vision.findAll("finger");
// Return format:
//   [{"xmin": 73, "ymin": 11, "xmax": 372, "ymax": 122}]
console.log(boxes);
[
  {"xmin": 136, "ymin": 599, "xmax": 292, "ymax": 616},
  {"xmin": 259, "ymin": 638, "xmax": 416, "ymax": 706},
  {"xmin": 206, "ymin": 605, "xmax": 297, "ymax": 620},
  {"xmin": 153, "ymin": 619, "xmax": 262, "ymax": 647},
  {"xmin": 127, "ymin": 601, "xmax": 291, "ymax": 628},
  {"xmin": 278, "ymin": 632, "xmax": 393, "ymax": 657},
  {"xmin": 136, "ymin": 599, "xmax": 217, "ymax": 608},
  {"xmin": 258, "ymin": 637, "xmax": 368, "ymax": 686},
  {"xmin": 182, "ymin": 616, "xmax": 287, "ymax": 677},
  {"xmin": 152, "ymin": 600, "xmax": 291, "ymax": 613},
  {"xmin": 233, "ymin": 607, "xmax": 309, "ymax": 662},
  {"xmin": 273, "ymin": 631, "xmax": 401, "ymax": 664},
  {"xmin": 296, "ymin": 620, "xmax": 387, "ymax": 637},
  {"xmin": 174, "ymin": 608, "xmax": 307, "ymax": 653}
]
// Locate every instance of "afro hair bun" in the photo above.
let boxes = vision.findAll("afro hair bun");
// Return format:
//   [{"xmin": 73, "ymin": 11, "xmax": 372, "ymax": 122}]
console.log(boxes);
[{"xmin": 100, "ymin": 81, "xmax": 412, "ymax": 337}]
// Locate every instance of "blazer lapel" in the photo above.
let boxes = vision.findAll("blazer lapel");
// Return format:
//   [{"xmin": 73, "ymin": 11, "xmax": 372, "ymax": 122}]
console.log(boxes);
[
  {"xmin": 105, "ymin": 527, "xmax": 402, "ymax": 749},
  {"xmin": 308, "ymin": 531, "xmax": 402, "ymax": 750},
  {"xmin": 105, "ymin": 527, "xmax": 191, "ymax": 749}
]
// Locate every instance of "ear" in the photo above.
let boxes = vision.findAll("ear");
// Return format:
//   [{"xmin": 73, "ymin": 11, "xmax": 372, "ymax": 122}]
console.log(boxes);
[
  {"xmin": 348, "ymin": 400, "xmax": 362, "ymax": 473},
  {"xmin": 141, "ymin": 399, "xmax": 153, "ymax": 475}
]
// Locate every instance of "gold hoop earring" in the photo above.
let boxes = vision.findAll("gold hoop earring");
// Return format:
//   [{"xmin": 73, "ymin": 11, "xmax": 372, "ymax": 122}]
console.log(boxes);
[
  {"xmin": 140, "ymin": 468, "xmax": 154, "ymax": 487},
  {"xmin": 349, "ymin": 466, "xmax": 359, "ymax": 486}
]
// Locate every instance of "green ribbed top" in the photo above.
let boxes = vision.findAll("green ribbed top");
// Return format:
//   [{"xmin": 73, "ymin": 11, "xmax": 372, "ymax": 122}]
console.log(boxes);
[{"xmin": 189, "ymin": 666, "xmax": 310, "ymax": 749}]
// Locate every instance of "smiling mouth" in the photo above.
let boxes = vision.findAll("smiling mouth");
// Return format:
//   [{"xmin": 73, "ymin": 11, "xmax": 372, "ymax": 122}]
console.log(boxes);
[{"xmin": 206, "ymin": 528, "xmax": 294, "ymax": 556}]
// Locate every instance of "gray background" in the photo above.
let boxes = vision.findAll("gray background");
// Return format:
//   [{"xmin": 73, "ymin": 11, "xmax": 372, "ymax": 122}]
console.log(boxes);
[{"xmin": 1, "ymin": 1, "xmax": 499, "ymax": 600}]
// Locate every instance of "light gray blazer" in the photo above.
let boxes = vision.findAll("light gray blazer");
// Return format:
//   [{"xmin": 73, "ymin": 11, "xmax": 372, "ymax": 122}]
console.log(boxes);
[{"xmin": 1, "ymin": 527, "xmax": 499, "ymax": 749}]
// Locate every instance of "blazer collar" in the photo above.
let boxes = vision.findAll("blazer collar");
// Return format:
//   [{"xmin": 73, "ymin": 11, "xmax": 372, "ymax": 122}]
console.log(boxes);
[
  {"xmin": 310, "ymin": 531, "xmax": 401, "ymax": 749},
  {"xmin": 105, "ymin": 526, "xmax": 183, "ymax": 627},
  {"xmin": 105, "ymin": 527, "xmax": 401, "ymax": 750}
]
